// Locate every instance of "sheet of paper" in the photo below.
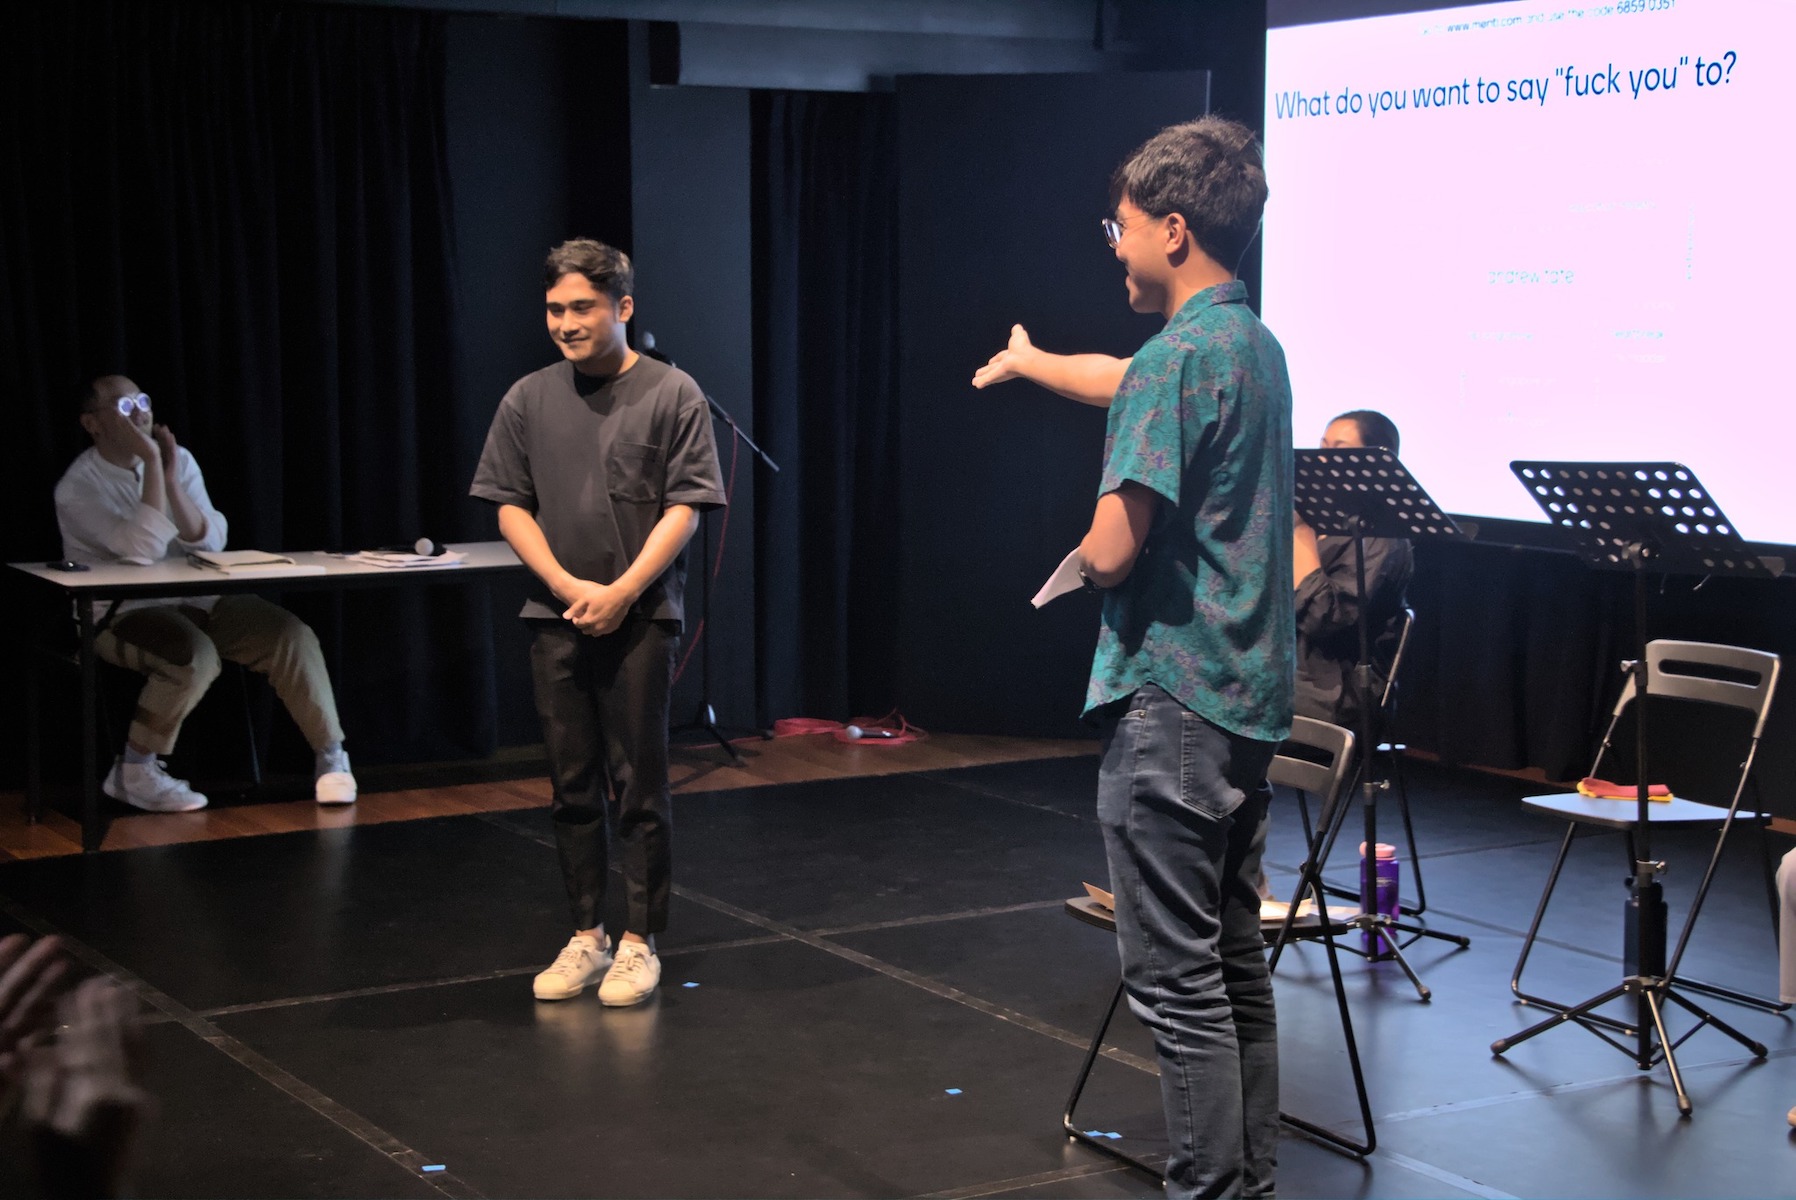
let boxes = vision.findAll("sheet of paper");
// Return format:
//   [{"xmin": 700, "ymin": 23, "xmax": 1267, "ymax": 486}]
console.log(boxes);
[
  {"xmin": 348, "ymin": 550, "xmax": 468, "ymax": 569},
  {"xmin": 1031, "ymin": 548, "xmax": 1086, "ymax": 608}
]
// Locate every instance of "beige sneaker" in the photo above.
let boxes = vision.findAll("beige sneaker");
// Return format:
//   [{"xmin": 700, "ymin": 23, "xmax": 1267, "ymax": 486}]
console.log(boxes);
[
  {"xmin": 314, "ymin": 748, "xmax": 357, "ymax": 806},
  {"xmin": 532, "ymin": 934, "xmax": 612, "ymax": 1000},
  {"xmin": 597, "ymin": 940, "xmax": 661, "ymax": 1007}
]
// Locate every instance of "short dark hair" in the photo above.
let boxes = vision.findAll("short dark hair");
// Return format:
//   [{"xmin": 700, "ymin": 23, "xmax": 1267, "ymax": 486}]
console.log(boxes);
[
  {"xmin": 543, "ymin": 238, "xmax": 633, "ymax": 302},
  {"xmin": 1109, "ymin": 116, "xmax": 1267, "ymax": 273},
  {"xmin": 1334, "ymin": 409, "xmax": 1401, "ymax": 456},
  {"xmin": 74, "ymin": 373, "xmax": 124, "ymax": 418}
]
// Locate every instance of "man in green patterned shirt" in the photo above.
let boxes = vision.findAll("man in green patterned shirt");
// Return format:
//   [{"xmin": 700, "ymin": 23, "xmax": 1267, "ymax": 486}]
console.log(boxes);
[{"xmin": 974, "ymin": 115, "xmax": 1293, "ymax": 1199}]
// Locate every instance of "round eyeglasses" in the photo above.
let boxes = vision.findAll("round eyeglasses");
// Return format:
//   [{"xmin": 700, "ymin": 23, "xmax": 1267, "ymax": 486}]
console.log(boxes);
[
  {"xmin": 113, "ymin": 393, "xmax": 151, "ymax": 416},
  {"xmin": 1101, "ymin": 213, "xmax": 1164, "ymax": 249}
]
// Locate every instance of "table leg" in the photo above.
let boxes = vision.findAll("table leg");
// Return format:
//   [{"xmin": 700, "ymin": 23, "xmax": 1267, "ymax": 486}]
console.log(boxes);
[{"xmin": 79, "ymin": 601, "xmax": 102, "ymax": 853}]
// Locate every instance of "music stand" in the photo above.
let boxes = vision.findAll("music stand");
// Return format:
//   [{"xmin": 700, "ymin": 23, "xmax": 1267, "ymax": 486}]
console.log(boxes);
[
  {"xmin": 1280, "ymin": 448, "xmax": 1473, "ymax": 1001},
  {"xmin": 1490, "ymin": 461, "xmax": 1780, "ymax": 1114}
]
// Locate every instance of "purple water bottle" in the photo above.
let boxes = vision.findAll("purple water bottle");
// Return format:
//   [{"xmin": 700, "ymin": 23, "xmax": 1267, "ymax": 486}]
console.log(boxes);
[{"xmin": 1359, "ymin": 842, "xmax": 1400, "ymax": 955}]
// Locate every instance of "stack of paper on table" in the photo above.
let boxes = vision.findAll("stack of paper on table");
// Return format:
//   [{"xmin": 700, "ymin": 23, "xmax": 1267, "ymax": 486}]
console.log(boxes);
[
  {"xmin": 187, "ymin": 550, "xmax": 325, "ymax": 576},
  {"xmin": 347, "ymin": 550, "xmax": 467, "ymax": 569}
]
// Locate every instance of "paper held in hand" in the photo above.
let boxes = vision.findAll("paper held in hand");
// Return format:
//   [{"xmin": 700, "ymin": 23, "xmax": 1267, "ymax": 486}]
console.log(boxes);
[
  {"xmin": 1032, "ymin": 548, "xmax": 1086, "ymax": 608},
  {"xmin": 186, "ymin": 550, "xmax": 325, "ymax": 576}
]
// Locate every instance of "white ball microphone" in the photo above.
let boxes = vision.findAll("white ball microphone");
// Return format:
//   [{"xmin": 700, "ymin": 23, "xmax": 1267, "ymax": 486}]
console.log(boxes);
[{"xmin": 845, "ymin": 725, "xmax": 898, "ymax": 739}]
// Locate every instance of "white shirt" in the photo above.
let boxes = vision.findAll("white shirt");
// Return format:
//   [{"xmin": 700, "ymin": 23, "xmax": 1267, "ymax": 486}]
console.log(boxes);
[{"xmin": 53, "ymin": 446, "xmax": 229, "ymax": 614}]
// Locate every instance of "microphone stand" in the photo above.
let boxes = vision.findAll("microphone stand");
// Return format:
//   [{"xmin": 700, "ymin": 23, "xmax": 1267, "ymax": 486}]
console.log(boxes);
[{"xmin": 638, "ymin": 334, "xmax": 780, "ymax": 765}]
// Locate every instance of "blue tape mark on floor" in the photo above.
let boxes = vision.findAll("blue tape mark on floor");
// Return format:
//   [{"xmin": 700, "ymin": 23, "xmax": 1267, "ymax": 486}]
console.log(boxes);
[
  {"xmin": 422, "ymin": 1165, "xmax": 446, "ymax": 1173},
  {"xmin": 683, "ymin": 981, "xmax": 699, "ymax": 988},
  {"xmin": 944, "ymin": 1088, "xmax": 962, "ymax": 1095}
]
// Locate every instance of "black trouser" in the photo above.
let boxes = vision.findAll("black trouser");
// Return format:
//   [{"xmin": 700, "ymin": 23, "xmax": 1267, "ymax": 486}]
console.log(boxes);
[{"xmin": 527, "ymin": 617, "xmax": 678, "ymax": 935}]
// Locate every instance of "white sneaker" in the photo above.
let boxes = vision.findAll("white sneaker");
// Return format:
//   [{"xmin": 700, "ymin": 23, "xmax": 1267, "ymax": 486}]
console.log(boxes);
[
  {"xmin": 533, "ymin": 934, "xmax": 612, "ymax": 1001},
  {"xmin": 314, "ymin": 748, "xmax": 356, "ymax": 805},
  {"xmin": 597, "ymin": 940, "xmax": 661, "ymax": 1007},
  {"xmin": 103, "ymin": 758, "xmax": 208, "ymax": 813}
]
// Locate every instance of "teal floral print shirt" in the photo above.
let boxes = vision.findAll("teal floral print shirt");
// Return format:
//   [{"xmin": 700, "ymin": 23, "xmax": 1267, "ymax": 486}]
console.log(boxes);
[{"xmin": 1084, "ymin": 280, "xmax": 1295, "ymax": 744}]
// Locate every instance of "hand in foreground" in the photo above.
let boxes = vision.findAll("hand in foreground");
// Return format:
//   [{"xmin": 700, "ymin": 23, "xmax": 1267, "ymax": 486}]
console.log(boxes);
[
  {"xmin": 22, "ymin": 977, "xmax": 150, "ymax": 1200},
  {"xmin": 971, "ymin": 324, "xmax": 1038, "ymax": 389},
  {"xmin": 562, "ymin": 579, "xmax": 633, "ymax": 637},
  {"xmin": 0, "ymin": 933, "xmax": 70, "ymax": 1089}
]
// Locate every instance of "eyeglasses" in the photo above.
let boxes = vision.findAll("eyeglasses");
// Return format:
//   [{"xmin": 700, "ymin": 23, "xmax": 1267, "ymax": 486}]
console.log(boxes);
[
  {"xmin": 1101, "ymin": 213, "xmax": 1163, "ymax": 249},
  {"xmin": 112, "ymin": 393, "xmax": 151, "ymax": 416}
]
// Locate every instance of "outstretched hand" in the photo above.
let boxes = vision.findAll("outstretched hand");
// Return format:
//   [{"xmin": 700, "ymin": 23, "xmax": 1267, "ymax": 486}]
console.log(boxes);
[{"xmin": 971, "ymin": 324, "xmax": 1038, "ymax": 389}]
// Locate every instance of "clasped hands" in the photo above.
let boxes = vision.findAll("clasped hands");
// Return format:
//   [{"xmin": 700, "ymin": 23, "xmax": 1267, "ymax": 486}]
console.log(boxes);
[
  {"xmin": 95, "ymin": 407, "xmax": 177, "ymax": 470},
  {"xmin": 560, "ymin": 578, "xmax": 635, "ymax": 637}
]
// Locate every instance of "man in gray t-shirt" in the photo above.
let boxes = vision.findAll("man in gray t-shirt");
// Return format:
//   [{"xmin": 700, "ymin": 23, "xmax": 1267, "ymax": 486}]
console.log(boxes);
[{"xmin": 471, "ymin": 238, "xmax": 724, "ymax": 1008}]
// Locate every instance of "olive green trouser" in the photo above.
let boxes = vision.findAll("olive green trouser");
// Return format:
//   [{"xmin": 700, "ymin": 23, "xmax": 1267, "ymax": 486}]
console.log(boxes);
[{"xmin": 95, "ymin": 595, "xmax": 343, "ymax": 756}]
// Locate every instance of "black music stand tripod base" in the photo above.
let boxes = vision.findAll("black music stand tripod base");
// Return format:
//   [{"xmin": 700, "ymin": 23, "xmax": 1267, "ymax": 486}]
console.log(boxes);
[
  {"xmin": 1291, "ymin": 448, "xmax": 1474, "ymax": 1001},
  {"xmin": 1488, "ymin": 460, "xmax": 1776, "ymax": 1115}
]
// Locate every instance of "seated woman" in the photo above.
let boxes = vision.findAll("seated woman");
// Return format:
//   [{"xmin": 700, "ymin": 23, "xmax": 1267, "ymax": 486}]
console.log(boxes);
[{"xmin": 1292, "ymin": 409, "xmax": 1414, "ymax": 736}]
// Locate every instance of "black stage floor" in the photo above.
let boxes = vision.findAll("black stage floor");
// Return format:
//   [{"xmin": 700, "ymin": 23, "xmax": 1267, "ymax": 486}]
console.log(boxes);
[{"xmin": 2, "ymin": 757, "xmax": 1792, "ymax": 1198}]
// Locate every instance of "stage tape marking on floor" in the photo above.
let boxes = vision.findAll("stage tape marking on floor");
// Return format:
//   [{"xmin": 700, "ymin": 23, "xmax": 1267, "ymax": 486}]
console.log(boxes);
[
  {"xmin": 812, "ymin": 898, "xmax": 1068, "ymax": 937},
  {"xmin": 0, "ymin": 891, "xmax": 485, "ymax": 1200},
  {"xmin": 180, "ymin": 932, "xmax": 790, "ymax": 1022},
  {"xmin": 1378, "ymin": 1042, "xmax": 1796, "ymax": 1126},
  {"xmin": 916, "ymin": 1159, "xmax": 1137, "ymax": 1199},
  {"xmin": 1376, "ymin": 1150, "xmax": 1519, "ymax": 1200},
  {"xmin": 477, "ymin": 813, "xmax": 1163, "ymax": 1075}
]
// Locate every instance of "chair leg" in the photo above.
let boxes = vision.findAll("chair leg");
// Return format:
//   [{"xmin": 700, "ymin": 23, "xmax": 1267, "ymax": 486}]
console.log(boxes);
[
  {"xmin": 1062, "ymin": 979, "xmax": 1124, "ymax": 1134},
  {"xmin": 1667, "ymin": 816, "xmax": 1790, "ymax": 1013},
  {"xmin": 1279, "ymin": 894, "xmax": 1376, "ymax": 1156},
  {"xmin": 232, "ymin": 664, "xmax": 262, "ymax": 787},
  {"xmin": 1510, "ymin": 824, "xmax": 1578, "ymax": 1003},
  {"xmin": 25, "ymin": 652, "xmax": 44, "ymax": 824},
  {"xmin": 1062, "ymin": 980, "xmax": 1162, "ymax": 1177},
  {"xmin": 1268, "ymin": 818, "xmax": 1376, "ymax": 1156}
]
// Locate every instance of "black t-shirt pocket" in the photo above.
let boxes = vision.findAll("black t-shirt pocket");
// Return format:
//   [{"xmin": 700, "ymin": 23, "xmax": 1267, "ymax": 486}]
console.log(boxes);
[{"xmin": 608, "ymin": 441, "xmax": 665, "ymax": 504}]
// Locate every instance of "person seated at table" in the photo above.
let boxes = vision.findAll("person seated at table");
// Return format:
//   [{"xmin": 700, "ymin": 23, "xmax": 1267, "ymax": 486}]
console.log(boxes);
[
  {"xmin": 52, "ymin": 374, "xmax": 355, "ymax": 812},
  {"xmin": 1292, "ymin": 410, "xmax": 1414, "ymax": 735}
]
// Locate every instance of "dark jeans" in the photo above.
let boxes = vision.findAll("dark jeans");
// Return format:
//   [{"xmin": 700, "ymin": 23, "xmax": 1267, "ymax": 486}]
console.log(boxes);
[
  {"xmin": 1097, "ymin": 683, "xmax": 1279, "ymax": 1200},
  {"xmin": 527, "ymin": 617, "xmax": 678, "ymax": 936}
]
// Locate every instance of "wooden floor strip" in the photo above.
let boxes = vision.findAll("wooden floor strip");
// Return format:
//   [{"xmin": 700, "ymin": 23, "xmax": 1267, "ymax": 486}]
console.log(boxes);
[{"xmin": 0, "ymin": 732, "xmax": 1097, "ymax": 859}]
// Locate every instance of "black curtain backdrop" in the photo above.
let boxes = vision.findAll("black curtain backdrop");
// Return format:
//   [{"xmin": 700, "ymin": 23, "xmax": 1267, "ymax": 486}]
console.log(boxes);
[
  {"xmin": 1, "ymin": 1, "xmax": 496, "ymax": 774},
  {"xmin": 750, "ymin": 92, "xmax": 901, "ymax": 724},
  {"xmin": 1404, "ymin": 539, "xmax": 1796, "ymax": 815}
]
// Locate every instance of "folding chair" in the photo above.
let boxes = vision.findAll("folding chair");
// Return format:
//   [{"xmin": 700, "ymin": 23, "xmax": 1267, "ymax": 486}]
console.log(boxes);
[
  {"xmin": 1062, "ymin": 716, "xmax": 1375, "ymax": 1180},
  {"xmin": 1510, "ymin": 639, "xmax": 1786, "ymax": 1016}
]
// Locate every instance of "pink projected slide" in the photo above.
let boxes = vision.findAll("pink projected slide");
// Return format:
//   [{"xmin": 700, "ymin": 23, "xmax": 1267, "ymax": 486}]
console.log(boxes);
[{"xmin": 1264, "ymin": 0, "xmax": 1791, "ymax": 544}]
